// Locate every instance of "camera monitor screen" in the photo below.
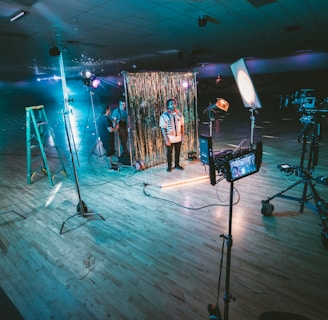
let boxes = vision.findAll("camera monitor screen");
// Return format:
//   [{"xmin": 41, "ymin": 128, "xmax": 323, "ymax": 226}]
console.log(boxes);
[
  {"xmin": 230, "ymin": 58, "xmax": 262, "ymax": 109},
  {"xmin": 226, "ymin": 151, "xmax": 259, "ymax": 182}
]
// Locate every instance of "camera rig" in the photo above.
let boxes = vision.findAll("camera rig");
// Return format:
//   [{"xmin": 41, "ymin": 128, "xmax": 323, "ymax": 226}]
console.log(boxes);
[
  {"xmin": 261, "ymin": 108, "xmax": 328, "ymax": 248},
  {"xmin": 201, "ymin": 136, "xmax": 262, "ymax": 320},
  {"xmin": 280, "ymin": 88, "xmax": 328, "ymax": 113},
  {"xmin": 209, "ymin": 140, "xmax": 262, "ymax": 185}
]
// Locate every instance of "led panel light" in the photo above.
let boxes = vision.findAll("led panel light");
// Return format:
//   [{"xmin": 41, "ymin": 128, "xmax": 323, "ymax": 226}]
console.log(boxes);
[{"xmin": 230, "ymin": 58, "xmax": 262, "ymax": 109}]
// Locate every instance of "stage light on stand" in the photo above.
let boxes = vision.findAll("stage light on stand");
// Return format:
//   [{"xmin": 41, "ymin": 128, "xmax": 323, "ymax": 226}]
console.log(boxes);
[
  {"xmin": 91, "ymin": 77, "xmax": 100, "ymax": 89},
  {"xmin": 202, "ymin": 98, "xmax": 229, "ymax": 137},
  {"xmin": 83, "ymin": 73, "xmax": 105, "ymax": 159},
  {"xmin": 83, "ymin": 75, "xmax": 100, "ymax": 89}
]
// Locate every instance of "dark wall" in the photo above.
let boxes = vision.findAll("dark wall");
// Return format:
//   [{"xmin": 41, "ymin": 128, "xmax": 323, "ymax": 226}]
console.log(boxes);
[
  {"xmin": 197, "ymin": 69, "xmax": 328, "ymax": 121},
  {"xmin": 1, "ymin": 69, "xmax": 327, "ymax": 137}
]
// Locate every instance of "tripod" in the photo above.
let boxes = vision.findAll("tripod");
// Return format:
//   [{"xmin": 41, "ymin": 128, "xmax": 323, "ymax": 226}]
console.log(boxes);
[{"xmin": 261, "ymin": 113, "xmax": 328, "ymax": 246}]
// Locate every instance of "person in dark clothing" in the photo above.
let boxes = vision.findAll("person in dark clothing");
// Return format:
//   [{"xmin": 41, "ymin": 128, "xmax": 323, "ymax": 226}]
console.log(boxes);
[
  {"xmin": 99, "ymin": 104, "xmax": 119, "ymax": 170},
  {"xmin": 112, "ymin": 98, "xmax": 129, "ymax": 156}
]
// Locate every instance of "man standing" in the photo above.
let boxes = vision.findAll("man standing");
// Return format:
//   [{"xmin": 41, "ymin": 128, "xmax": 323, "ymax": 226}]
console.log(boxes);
[
  {"xmin": 159, "ymin": 98, "xmax": 185, "ymax": 172},
  {"xmin": 99, "ymin": 104, "xmax": 119, "ymax": 170},
  {"xmin": 112, "ymin": 98, "xmax": 129, "ymax": 156}
]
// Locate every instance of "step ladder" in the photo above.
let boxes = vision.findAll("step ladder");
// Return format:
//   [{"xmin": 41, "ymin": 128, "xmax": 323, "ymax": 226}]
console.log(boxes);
[{"xmin": 26, "ymin": 105, "xmax": 67, "ymax": 186}]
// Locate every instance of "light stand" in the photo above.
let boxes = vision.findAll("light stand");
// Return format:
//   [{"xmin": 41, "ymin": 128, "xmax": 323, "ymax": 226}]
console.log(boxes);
[
  {"xmin": 249, "ymin": 108, "xmax": 257, "ymax": 144},
  {"xmin": 203, "ymin": 98, "xmax": 229, "ymax": 137},
  {"xmin": 57, "ymin": 51, "xmax": 105, "ymax": 234},
  {"xmin": 223, "ymin": 181, "xmax": 235, "ymax": 320},
  {"xmin": 204, "ymin": 106, "xmax": 215, "ymax": 137},
  {"xmin": 88, "ymin": 88, "xmax": 105, "ymax": 160},
  {"xmin": 208, "ymin": 181, "xmax": 236, "ymax": 320}
]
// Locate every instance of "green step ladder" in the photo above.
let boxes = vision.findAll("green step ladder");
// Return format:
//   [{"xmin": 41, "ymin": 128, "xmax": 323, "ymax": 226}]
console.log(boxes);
[{"xmin": 26, "ymin": 105, "xmax": 67, "ymax": 186}]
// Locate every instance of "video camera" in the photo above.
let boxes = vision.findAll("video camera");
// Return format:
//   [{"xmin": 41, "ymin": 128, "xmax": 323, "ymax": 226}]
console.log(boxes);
[
  {"xmin": 292, "ymin": 88, "xmax": 317, "ymax": 111},
  {"xmin": 199, "ymin": 135, "xmax": 262, "ymax": 185},
  {"xmin": 281, "ymin": 88, "xmax": 328, "ymax": 115}
]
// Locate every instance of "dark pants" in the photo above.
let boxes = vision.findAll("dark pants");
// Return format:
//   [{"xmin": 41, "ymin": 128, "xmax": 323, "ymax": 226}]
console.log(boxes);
[
  {"xmin": 166, "ymin": 141, "xmax": 181, "ymax": 168},
  {"xmin": 102, "ymin": 140, "xmax": 115, "ymax": 157},
  {"xmin": 118, "ymin": 126, "xmax": 128, "ymax": 155}
]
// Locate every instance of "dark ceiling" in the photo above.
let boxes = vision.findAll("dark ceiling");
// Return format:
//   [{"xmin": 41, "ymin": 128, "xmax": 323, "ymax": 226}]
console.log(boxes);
[{"xmin": 1, "ymin": 0, "xmax": 328, "ymax": 81}]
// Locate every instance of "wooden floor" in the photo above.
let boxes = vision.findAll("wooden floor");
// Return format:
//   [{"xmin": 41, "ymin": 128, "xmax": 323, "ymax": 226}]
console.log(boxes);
[{"xmin": 1, "ymin": 106, "xmax": 328, "ymax": 320}]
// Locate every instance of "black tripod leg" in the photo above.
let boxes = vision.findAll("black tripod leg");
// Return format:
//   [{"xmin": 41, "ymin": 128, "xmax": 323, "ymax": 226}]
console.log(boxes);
[
  {"xmin": 261, "ymin": 179, "xmax": 304, "ymax": 216},
  {"xmin": 300, "ymin": 181, "xmax": 310, "ymax": 212},
  {"xmin": 266, "ymin": 179, "xmax": 303, "ymax": 203},
  {"xmin": 307, "ymin": 182, "xmax": 328, "ymax": 248}
]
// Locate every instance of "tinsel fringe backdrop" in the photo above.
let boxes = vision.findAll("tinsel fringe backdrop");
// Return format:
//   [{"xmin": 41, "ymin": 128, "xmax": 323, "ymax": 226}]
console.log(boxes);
[{"xmin": 124, "ymin": 71, "xmax": 198, "ymax": 168}]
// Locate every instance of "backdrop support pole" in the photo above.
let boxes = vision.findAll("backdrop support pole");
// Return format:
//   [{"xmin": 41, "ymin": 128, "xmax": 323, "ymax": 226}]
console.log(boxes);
[
  {"xmin": 193, "ymin": 71, "xmax": 199, "ymax": 154},
  {"xmin": 122, "ymin": 71, "xmax": 133, "ymax": 166}
]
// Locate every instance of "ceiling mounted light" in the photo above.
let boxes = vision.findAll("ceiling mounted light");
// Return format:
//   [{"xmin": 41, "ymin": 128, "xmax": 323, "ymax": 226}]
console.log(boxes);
[
  {"xmin": 198, "ymin": 15, "xmax": 207, "ymax": 27},
  {"xmin": 10, "ymin": 10, "xmax": 28, "ymax": 22},
  {"xmin": 49, "ymin": 46, "xmax": 60, "ymax": 56},
  {"xmin": 198, "ymin": 14, "xmax": 220, "ymax": 27}
]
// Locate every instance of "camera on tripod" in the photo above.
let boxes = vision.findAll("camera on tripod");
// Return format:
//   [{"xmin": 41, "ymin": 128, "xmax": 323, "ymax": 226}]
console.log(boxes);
[
  {"xmin": 199, "ymin": 135, "xmax": 262, "ymax": 185},
  {"xmin": 280, "ymin": 88, "xmax": 328, "ymax": 116},
  {"xmin": 291, "ymin": 88, "xmax": 317, "ymax": 111}
]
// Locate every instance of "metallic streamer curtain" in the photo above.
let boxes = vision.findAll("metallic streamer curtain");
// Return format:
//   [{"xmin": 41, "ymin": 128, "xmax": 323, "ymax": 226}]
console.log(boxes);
[{"xmin": 124, "ymin": 71, "xmax": 197, "ymax": 167}]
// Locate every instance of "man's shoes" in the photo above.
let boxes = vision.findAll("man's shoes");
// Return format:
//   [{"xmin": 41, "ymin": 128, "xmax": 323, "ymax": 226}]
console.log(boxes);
[
  {"xmin": 167, "ymin": 167, "xmax": 172, "ymax": 172},
  {"xmin": 108, "ymin": 165, "xmax": 118, "ymax": 171},
  {"xmin": 175, "ymin": 165, "xmax": 184, "ymax": 170}
]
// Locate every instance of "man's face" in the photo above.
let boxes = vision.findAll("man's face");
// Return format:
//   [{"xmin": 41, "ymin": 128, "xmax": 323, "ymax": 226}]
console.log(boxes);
[
  {"xmin": 168, "ymin": 100, "xmax": 176, "ymax": 111},
  {"xmin": 119, "ymin": 101, "xmax": 126, "ymax": 109}
]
